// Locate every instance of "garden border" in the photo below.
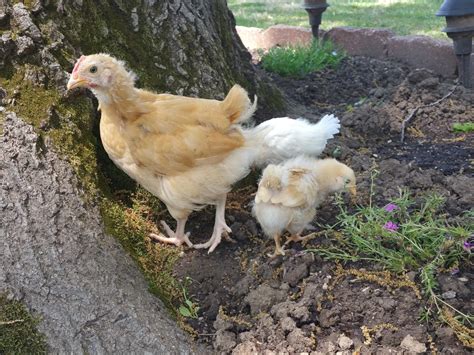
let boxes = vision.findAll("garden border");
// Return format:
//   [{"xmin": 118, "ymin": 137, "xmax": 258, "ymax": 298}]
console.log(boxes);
[{"xmin": 236, "ymin": 25, "xmax": 474, "ymax": 79}]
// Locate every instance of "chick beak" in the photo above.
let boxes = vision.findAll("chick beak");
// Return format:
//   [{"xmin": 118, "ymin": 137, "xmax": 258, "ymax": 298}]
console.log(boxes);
[
  {"xmin": 67, "ymin": 75, "xmax": 88, "ymax": 90},
  {"xmin": 349, "ymin": 185, "xmax": 357, "ymax": 203}
]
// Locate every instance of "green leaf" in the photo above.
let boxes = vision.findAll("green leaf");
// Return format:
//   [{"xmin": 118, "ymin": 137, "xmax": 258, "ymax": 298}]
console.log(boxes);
[{"xmin": 179, "ymin": 306, "xmax": 192, "ymax": 318}]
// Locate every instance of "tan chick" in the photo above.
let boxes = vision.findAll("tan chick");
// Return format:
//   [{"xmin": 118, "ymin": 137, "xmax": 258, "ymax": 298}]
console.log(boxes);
[
  {"xmin": 67, "ymin": 54, "xmax": 341, "ymax": 253},
  {"xmin": 253, "ymin": 157, "xmax": 356, "ymax": 257}
]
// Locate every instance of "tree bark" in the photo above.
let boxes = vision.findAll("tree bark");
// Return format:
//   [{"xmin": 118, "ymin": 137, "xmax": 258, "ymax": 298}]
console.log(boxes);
[{"xmin": 0, "ymin": 0, "xmax": 280, "ymax": 352}]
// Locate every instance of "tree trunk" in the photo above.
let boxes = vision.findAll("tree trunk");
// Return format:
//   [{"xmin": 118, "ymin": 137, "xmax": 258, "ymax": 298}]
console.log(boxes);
[{"xmin": 0, "ymin": 0, "xmax": 280, "ymax": 352}]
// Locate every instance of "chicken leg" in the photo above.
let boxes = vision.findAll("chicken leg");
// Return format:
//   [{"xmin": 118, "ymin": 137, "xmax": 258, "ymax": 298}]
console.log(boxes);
[
  {"xmin": 269, "ymin": 234, "xmax": 285, "ymax": 258},
  {"xmin": 194, "ymin": 195, "xmax": 232, "ymax": 253},
  {"xmin": 149, "ymin": 218, "xmax": 193, "ymax": 247}
]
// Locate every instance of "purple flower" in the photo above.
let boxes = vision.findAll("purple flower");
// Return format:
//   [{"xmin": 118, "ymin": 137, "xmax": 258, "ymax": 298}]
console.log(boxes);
[
  {"xmin": 463, "ymin": 240, "xmax": 472, "ymax": 252},
  {"xmin": 384, "ymin": 203, "xmax": 399, "ymax": 212},
  {"xmin": 383, "ymin": 221, "xmax": 399, "ymax": 232},
  {"xmin": 450, "ymin": 268, "xmax": 460, "ymax": 276}
]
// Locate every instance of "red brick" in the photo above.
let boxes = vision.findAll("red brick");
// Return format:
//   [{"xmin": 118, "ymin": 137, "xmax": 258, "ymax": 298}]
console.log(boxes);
[
  {"xmin": 324, "ymin": 27, "xmax": 394, "ymax": 59},
  {"xmin": 387, "ymin": 35, "xmax": 457, "ymax": 77}
]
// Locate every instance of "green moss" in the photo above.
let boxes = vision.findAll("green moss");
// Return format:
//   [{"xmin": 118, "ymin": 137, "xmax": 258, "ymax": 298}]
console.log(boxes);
[
  {"xmin": 0, "ymin": 294, "xmax": 48, "ymax": 354},
  {"xmin": 11, "ymin": 0, "xmax": 35, "ymax": 9},
  {"xmin": 0, "ymin": 66, "xmax": 60, "ymax": 127},
  {"xmin": 101, "ymin": 191, "xmax": 183, "ymax": 313}
]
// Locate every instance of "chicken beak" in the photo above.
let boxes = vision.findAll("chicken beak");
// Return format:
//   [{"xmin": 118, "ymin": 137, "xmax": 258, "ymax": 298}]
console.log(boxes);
[
  {"xmin": 67, "ymin": 75, "xmax": 88, "ymax": 90},
  {"xmin": 349, "ymin": 185, "xmax": 357, "ymax": 203}
]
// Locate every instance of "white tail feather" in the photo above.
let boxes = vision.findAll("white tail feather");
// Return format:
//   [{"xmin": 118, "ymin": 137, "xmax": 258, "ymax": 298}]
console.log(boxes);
[{"xmin": 244, "ymin": 114, "xmax": 340, "ymax": 167}]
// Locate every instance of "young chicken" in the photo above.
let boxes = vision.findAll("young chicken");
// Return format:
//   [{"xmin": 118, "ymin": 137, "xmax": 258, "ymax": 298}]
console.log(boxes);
[
  {"xmin": 67, "ymin": 54, "xmax": 341, "ymax": 253},
  {"xmin": 253, "ymin": 157, "xmax": 356, "ymax": 257}
]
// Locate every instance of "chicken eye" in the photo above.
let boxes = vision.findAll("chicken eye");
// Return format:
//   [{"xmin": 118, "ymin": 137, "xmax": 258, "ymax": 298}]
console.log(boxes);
[{"xmin": 89, "ymin": 66, "xmax": 98, "ymax": 74}]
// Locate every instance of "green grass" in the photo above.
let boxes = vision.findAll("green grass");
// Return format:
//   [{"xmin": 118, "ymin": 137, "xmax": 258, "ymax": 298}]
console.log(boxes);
[
  {"xmin": 452, "ymin": 122, "xmax": 474, "ymax": 133},
  {"xmin": 260, "ymin": 41, "xmax": 344, "ymax": 77},
  {"xmin": 308, "ymin": 171, "xmax": 473, "ymax": 344},
  {"xmin": 311, "ymin": 189, "xmax": 470, "ymax": 273},
  {"xmin": 0, "ymin": 294, "xmax": 48, "ymax": 354},
  {"xmin": 229, "ymin": 0, "xmax": 447, "ymax": 39}
]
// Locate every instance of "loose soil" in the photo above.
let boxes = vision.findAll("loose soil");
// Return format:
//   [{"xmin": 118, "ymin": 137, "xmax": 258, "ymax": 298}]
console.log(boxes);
[{"xmin": 169, "ymin": 56, "xmax": 473, "ymax": 353}]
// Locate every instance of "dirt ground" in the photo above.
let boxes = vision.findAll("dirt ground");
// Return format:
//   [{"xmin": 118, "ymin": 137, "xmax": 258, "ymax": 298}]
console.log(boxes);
[{"xmin": 171, "ymin": 56, "xmax": 473, "ymax": 354}]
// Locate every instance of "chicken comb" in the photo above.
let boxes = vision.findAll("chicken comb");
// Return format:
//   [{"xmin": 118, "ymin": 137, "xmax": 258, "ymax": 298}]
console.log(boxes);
[{"xmin": 72, "ymin": 55, "xmax": 86, "ymax": 79}]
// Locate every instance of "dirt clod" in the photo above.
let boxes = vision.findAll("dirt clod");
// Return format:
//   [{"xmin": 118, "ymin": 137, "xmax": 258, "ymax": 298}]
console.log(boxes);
[{"xmin": 400, "ymin": 334, "xmax": 427, "ymax": 353}]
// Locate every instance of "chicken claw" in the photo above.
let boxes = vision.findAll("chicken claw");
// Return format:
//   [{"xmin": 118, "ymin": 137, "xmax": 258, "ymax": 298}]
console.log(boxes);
[
  {"xmin": 149, "ymin": 220, "xmax": 193, "ymax": 247},
  {"xmin": 284, "ymin": 232, "xmax": 317, "ymax": 246},
  {"xmin": 193, "ymin": 221, "xmax": 232, "ymax": 253}
]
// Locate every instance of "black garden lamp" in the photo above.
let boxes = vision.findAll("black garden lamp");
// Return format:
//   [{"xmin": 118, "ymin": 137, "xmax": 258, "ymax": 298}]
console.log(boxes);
[
  {"xmin": 302, "ymin": 0, "xmax": 329, "ymax": 39},
  {"xmin": 436, "ymin": 0, "xmax": 474, "ymax": 88}
]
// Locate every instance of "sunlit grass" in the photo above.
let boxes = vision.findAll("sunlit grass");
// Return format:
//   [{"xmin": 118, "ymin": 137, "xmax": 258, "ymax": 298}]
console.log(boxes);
[
  {"xmin": 260, "ymin": 41, "xmax": 344, "ymax": 77},
  {"xmin": 228, "ymin": 0, "xmax": 447, "ymax": 39}
]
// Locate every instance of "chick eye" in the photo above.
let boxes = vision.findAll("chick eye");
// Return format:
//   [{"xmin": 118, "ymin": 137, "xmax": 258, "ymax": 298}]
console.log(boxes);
[{"xmin": 89, "ymin": 66, "xmax": 98, "ymax": 74}]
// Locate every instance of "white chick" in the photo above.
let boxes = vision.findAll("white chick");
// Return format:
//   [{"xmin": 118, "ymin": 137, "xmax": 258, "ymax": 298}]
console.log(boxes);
[{"xmin": 252, "ymin": 157, "xmax": 356, "ymax": 257}]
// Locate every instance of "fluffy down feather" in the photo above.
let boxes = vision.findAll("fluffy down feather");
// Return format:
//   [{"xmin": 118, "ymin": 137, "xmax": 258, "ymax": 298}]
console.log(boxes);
[{"xmin": 253, "ymin": 157, "xmax": 356, "ymax": 257}]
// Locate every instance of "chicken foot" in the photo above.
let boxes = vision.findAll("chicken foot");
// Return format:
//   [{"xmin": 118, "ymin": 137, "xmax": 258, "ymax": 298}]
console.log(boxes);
[
  {"xmin": 268, "ymin": 234, "xmax": 285, "ymax": 258},
  {"xmin": 149, "ymin": 218, "xmax": 193, "ymax": 247},
  {"xmin": 194, "ymin": 195, "xmax": 233, "ymax": 253},
  {"xmin": 284, "ymin": 232, "xmax": 317, "ymax": 246}
]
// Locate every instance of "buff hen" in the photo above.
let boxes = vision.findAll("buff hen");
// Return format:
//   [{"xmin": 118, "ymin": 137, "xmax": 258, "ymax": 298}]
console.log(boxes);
[
  {"xmin": 253, "ymin": 157, "xmax": 356, "ymax": 257},
  {"xmin": 67, "ymin": 54, "xmax": 341, "ymax": 253}
]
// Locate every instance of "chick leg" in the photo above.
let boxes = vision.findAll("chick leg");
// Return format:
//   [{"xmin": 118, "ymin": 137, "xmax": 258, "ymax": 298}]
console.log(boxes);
[
  {"xmin": 149, "ymin": 218, "xmax": 193, "ymax": 247},
  {"xmin": 268, "ymin": 234, "xmax": 285, "ymax": 258},
  {"xmin": 194, "ymin": 195, "xmax": 232, "ymax": 253}
]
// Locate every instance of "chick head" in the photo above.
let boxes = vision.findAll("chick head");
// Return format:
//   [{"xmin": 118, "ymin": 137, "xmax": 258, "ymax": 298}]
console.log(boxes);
[
  {"xmin": 323, "ymin": 159, "xmax": 357, "ymax": 200},
  {"xmin": 67, "ymin": 54, "xmax": 136, "ymax": 92}
]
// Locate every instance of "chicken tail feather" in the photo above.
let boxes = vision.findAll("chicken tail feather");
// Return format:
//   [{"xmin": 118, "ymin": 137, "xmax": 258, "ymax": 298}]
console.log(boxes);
[
  {"xmin": 222, "ymin": 84, "xmax": 257, "ymax": 124},
  {"xmin": 246, "ymin": 114, "xmax": 340, "ymax": 167}
]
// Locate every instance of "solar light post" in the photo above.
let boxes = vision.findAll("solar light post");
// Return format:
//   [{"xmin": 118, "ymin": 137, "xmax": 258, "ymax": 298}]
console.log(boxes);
[
  {"xmin": 436, "ymin": 0, "xmax": 474, "ymax": 88},
  {"xmin": 302, "ymin": 0, "xmax": 329, "ymax": 40}
]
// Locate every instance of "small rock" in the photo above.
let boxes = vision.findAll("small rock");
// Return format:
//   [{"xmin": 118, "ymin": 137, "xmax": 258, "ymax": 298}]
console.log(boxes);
[
  {"xmin": 244, "ymin": 284, "xmax": 287, "ymax": 315},
  {"xmin": 441, "ymin": 290, "xmax": 456, "ymax": 299},
  {"xmin": 458, "ymin": 277, "xmax": 468, "ymax": 283},
  {"xmin": 286, "ymin": 328, "xmax": 313, "ymax": 351},
  {"xmin": 232, "ymin": 341, "xmax": 258, "ymax": 355},
  {"xmin": 319, "ymin": 341, "xmax": 336, "ymax": 353},
  {"xmin": 418, "ymin": 77, "xmax": 439, "ymax": 89},
  {"xmin": 435, "ymin": 326, "xmax": 454, "ymax": 339},
  {"xmin": 400, "ymin": 334, "xmax": 427, "ymax": 353},
  {"xmin": 407, "ymin": 69, "xmax": 432, "ymax": 84},
  {"xmin": 214, "ymin": 330, "xmax": 236, "ymax": 352},
  {"xmin": 373, "ymin": 87, "xmax": 385, "ymax": 98},
  {"xmin": 337, "ymin": 334, "xmax": 354, "ymax": 350},
  {"xmin": 319, "ymin": 309, "xmax": 338, "ymax": 328},
  {"xmin": 283, "ymin": 262, "xmax": 309, "ymax": 287},
  {"xmin": 280, "ymin": 316, "xmax": 296, "ymax": 333}
]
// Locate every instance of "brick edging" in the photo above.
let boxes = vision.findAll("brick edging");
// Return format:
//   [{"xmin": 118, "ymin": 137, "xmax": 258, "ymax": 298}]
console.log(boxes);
[{"xmin": 236, "ymin": 25, "xmax": 473, "ymax": 78}]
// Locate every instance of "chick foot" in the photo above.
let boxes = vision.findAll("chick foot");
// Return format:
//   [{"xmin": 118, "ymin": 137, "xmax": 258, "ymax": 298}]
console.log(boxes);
[
  {"xmin": 284, "ymin": 232, "xmax": 317, "ymax": 246},
  {"xmin": 149, "ymin": 220, "xmax": 193, "ymax": 247},
  {"xmin": 268, "ymin": 234, "xmax": 285, "ymax": 258},
  {"xmin": 193, "ymin": 221, "xmax": 232, "ymax": 253}
]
